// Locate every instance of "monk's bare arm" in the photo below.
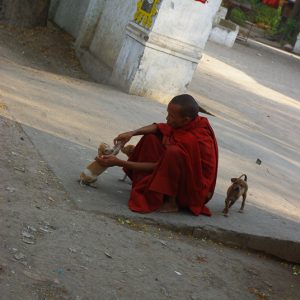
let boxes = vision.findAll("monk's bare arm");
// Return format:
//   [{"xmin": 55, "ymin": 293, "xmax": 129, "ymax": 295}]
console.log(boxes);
[
  {"xmin": 118, "ymin": 160, "xmax": 158, "ymax": 172},
  {"xmin": 96, "ymin": 155, "xmax": 157, "ymax": 171},
  {"xmin": 131, "ymin": 124, "xmax": 158, "ymax": 136},
  {"xmin": 114, "ymin": 124, "xmax": 158, "ymax": 145}
]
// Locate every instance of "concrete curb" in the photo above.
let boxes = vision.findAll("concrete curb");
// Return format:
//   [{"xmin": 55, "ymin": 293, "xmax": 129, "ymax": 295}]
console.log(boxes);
[
  {"xmin": 192, "ymin": 225, "xmax": 300, "ymax": 263},
  {"xmin": 88, "ymin": 211, "xmax": 300, "ymax": 264},
  {"xmin": 13, "ymin": 109, "xmax": 300, "ymax": 265}
]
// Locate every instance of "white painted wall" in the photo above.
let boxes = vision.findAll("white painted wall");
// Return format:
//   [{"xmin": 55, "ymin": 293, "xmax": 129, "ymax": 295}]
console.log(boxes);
[
  {"xmin": 51, "ymin": 0, "xmax": 222, "ymax": 102},
  {"xmin": 213, "ymin": 6, "xmax": 227, "ymax": 26},
  {"xmin": 89, "ymin": 0, "xmax": 137, "ymax": 69},
  {"xmin": 113, "ymin": 0, "xmax": 222, "ymax": 102},
  {"xmin": 112, "ymin": 33, "xmax": 146, "ymax": 92},
  {"xmin": 209, "ymin": 24, "xmax": 239, "ymax": 48},
  {"xmin": 293, "ymin": 33, "xmax": 300, "ymax": 54},
  {"xmin": 53, "ymin": 0, "xmax": 91, "ymax": 38},
  {"xmin": 130, "ymin": 46, "xmax": 197, "ymax": 101},
  {"xmin": 75, "ymin": 0, "xmax": 107, "ymax": 50},
  {"xmin": 153, "ymin": 0, "xmax": 221, "ymax": 50},
  {"xmin": 49, "ymin": 0, "xmax": 61, "ymax": 20}
]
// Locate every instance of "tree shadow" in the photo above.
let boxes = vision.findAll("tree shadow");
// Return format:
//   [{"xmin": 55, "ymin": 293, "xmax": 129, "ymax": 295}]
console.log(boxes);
[{"xmin": 0, "ymin": 22, "xmax": 90, "ymax": 82}]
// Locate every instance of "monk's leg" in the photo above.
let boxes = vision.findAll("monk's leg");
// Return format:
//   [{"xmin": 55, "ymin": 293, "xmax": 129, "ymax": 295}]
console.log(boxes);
[
  {"xmin": 158, "ymin": 195, "xmax": 179, "ymax": 213},
  {"xmin": 148, "ymin": 145, "xmax": 187, "ymax": 213},
  {"xmin": 129, "ymin": 133, "xmax": 163, "ymax": 162},
  {"xmin": 124, "ymin": 133, "xmax": 164, "ymax": 182}
]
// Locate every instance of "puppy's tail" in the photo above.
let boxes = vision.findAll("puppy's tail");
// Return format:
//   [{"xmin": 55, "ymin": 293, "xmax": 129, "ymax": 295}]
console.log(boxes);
[{"xmin": 239, "ymin": 174, "xmax": 247, "ymax": 181}]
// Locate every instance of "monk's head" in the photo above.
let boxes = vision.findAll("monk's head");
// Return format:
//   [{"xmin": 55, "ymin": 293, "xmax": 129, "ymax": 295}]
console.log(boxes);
[{"xmin": 166, "ymin": 94, "xmax": 199, "ymax": 128}]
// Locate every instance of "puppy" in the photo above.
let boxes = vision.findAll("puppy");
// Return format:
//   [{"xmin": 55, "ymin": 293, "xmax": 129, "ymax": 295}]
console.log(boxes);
[
  {"xmin": 119, "ymin": 144, "xmax": 135, "ymax": 182},
  {"xmin": 121, "ymin": 144, "xmax": 135, "ymax": 157},
  {"xmin": 223, "ymin": 174, "xmax": 248, "ymax": 217},
  {"xmin": 79, "ymin": 143, "xmax": 116, "ymax": 186}
]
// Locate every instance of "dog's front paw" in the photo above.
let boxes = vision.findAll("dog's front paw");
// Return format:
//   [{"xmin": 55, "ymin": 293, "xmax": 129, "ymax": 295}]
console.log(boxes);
[{"xmin": 223, "ymin": 213, "xmax": 229, "ymax": 217}]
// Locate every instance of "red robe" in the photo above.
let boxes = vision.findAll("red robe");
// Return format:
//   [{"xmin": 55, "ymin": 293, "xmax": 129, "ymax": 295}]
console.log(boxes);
[
  {"xmin": 124, "ymin": 116, "xmax": 218, "ymax": 216},
  {"xmin": 262, "ymin": 0, "xmax": 280, "ymax": 9}
]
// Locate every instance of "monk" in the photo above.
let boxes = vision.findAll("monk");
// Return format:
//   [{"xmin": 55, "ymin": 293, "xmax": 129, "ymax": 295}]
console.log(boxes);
[{"xmin": 96, "ymin": 94, "xmax": 218, "ymax": 216}]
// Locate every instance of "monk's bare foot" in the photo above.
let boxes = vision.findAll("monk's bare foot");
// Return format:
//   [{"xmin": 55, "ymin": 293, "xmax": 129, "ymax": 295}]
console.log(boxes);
[{"xmin": 158, "ymin": 197, "xmax": 179, "ymax": 213}]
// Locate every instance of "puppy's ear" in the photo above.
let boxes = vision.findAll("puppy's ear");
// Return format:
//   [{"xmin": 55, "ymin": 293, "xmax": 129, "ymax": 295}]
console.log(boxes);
[
  {"xmin": 231, "ymin": 178, "xmax": 237, "ymax": 183},
  {"xmin": 98, "ymin": 143, "xmax": 107, "ymax": 155}
]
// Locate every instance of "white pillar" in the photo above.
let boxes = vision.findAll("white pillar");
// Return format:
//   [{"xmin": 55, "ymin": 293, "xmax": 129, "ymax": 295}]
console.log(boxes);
[
  {"xmin": 293, "ymin": 33, "xmax": 300, "ymax": 55},
  {"xmin": 112, "ymin": 0, "xmax": 222, "ymax": 103},
  {"xmin": 75, "ymin": 0, "xmax": 106, "ymax": 50},
  {"xmin": 49, "ymin": 0, "xmax": 61, "ymax": 20}
]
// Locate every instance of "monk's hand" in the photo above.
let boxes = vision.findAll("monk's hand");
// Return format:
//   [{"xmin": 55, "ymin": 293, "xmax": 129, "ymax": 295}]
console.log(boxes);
[
  {"xmin": 113, "ymin": 131, "xmax": 134, "ymax": 146},
  {"xmin": 95, "ymin": 154, "xmax": 122, "ymax": 167}
]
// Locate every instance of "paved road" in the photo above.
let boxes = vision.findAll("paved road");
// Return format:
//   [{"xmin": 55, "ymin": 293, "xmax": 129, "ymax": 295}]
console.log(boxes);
[{"xmin": 1, "ymin": 39, "xmax": 300, "ymax": 262}]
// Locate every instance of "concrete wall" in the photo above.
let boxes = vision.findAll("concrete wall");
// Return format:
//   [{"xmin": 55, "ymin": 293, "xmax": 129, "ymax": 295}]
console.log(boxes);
[
  {"xmin": 75, "ymin": 0, "xmax": 107, "ymax": 50},
  {"xmin": 209, "ymin": 20, "xmax": 239, "ymax": 48},
  {"xmin": 111, "ymin": 32, "xmax": 146, "ymax": 92},
  {"xmin": 294, "ymin": 33, "xmax": 300, "ymax": 54},
  {"xmin": 112, "ymin": 0, "xmax": 222, "ymax": 102},
  {"xmin": 50, "ymin": 0, "xmax": 222, "ymax": 102},
  {"xmin": 153, "ymin": 0, "xmax": 221, "ymax": 50},
  {"xmin": 89, "ymin": 0, "xmax": 137, "ymax": 69},
  {"xmin": 213, "ymin": 6, "xmax": 227, "ymax": 26},
  {"xmin": 52, "ymin": 0, "xmax": 91, "ymax": 38},
  {"xmin": 49, "ymin": 0, "xmax": 61, "ymax": 20},
  {"xmin": 130, "ymin": 46, "xmax": 197, "ymax": 100}
]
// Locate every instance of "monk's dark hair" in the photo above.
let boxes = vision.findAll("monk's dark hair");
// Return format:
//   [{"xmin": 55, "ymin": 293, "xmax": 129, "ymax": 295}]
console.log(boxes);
[{"xmin": 170, "ymin": 94, "xmax": 200, "ymax": 120}]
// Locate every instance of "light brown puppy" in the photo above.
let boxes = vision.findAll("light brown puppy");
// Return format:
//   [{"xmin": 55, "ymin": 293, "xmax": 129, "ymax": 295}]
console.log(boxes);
[
  {"xmin": 79, "ymin": 143, "xmax": 114, "ymax": 186},
  {"xmin": 223, "ymin": 174, "xmax": 248, "ymax": 217},
  {"xmin": 121, "ymin": 145, "xmax": 135, "ymax": 157},
  {"xmin": 119, "ymin": 145, "xmax": 135, "ymax": 182}
]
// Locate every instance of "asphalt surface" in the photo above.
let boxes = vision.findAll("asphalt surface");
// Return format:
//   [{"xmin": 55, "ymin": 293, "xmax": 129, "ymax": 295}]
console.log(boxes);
[{"xmin": 1, "ymin": 39, "xmax": 300, "ymax": 262}]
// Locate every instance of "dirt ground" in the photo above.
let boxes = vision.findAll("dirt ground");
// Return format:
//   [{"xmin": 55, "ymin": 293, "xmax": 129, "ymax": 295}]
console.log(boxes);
[{"xmin": 0, "ymin": 22, "xmax": 299, "ymax": 300}]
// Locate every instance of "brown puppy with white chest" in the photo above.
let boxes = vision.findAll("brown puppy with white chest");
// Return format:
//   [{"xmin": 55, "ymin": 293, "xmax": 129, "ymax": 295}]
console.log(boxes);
[
  {"xmin": 79, "ymin": 143, "xmax": 114, "ymax": 186},
  {"xmin": 223, "ymin": 174, "xmax": 248, "ymax": 217}
]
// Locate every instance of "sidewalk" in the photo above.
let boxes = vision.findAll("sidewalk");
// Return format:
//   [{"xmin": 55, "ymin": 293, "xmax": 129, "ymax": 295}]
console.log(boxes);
[{"xmin": 1, "ymin": 38, "xmax": 300, "ymax": 263}]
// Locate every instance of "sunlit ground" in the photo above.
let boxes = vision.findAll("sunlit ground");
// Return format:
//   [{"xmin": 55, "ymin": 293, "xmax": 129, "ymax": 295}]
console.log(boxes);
[
  {"xmin": 0, "ymin": 39, "xmax": 300, "ymax": 235},
  {"xmin": 189, "ymin": 41, "xmax": 300, "ymax": 221}
]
